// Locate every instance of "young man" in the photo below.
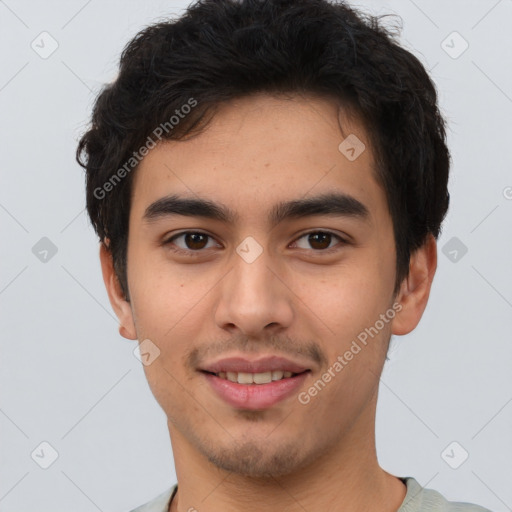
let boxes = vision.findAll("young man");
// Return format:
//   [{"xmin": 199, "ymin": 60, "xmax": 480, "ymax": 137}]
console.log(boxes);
[{"xmin": 77, "ymin": 0, "xmax": 492, "ymax": 511}]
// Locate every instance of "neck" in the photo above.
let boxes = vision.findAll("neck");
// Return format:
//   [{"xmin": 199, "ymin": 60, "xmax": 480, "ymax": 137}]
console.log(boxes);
[{"xmin": 167, "ymin": 400, "xmax": 406, "ymax": 512}]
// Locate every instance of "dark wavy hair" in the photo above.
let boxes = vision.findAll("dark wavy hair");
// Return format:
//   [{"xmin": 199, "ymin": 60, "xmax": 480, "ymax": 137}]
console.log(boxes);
[{"xmin": 77, "ymin": 0, "xmax": 450, "ymax": 301}]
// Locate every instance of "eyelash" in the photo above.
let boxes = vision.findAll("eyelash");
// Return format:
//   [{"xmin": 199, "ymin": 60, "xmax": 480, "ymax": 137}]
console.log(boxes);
[{"xmin": 162, "ymin": 230, "xmax": 348, "ymax": 257}]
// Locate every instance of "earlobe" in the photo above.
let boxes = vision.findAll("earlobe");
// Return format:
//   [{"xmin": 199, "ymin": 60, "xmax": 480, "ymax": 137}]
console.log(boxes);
[
  {"xmin": 391, "ymin": 234, "xmax": 437, "ymax": 336},
  {"xmin": 99, "ymin": 240, "xmax": 137, "ymax": 340}
]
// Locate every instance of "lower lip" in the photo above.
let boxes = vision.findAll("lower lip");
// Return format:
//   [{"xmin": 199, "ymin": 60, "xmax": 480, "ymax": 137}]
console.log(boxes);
[{"xmin": 202, "ymin": 371, "xmax": 309, "ymax": 410}]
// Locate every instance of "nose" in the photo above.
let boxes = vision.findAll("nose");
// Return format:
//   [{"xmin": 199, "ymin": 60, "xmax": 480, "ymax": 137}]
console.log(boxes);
[{"xmin": 214, "ymin": 245, "xmax": 294, "ymax": 338}]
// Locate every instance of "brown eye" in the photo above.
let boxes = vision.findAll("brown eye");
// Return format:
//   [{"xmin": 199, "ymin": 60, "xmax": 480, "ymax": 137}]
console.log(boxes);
[
  {"xmin": 164, "ymin": 231, "xmax": 219, "ymax": 254},
  {"xmin": 307, "ymin": 232, "xmax": 332, "ymax": 250},
  {"xmin": 293, "ymin": 231, "xmax": 345, "ymax": 252},
  {"xmin": 181, "ymin": 233, "xmax": 209, "ymax": 250}
]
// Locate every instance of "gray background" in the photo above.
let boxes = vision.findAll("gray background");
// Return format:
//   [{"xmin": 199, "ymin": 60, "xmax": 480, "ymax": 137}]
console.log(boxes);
[{"xmin": 1, "ymin": 0, "xmax": 511, "ymax": 511}]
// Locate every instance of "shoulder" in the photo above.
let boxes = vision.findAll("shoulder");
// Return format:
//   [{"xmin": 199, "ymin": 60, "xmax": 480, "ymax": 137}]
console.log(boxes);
[
  {"xmin": 127, "ymin": 484, "xmax": 177, "ymax": 512},
  {"xmin": 399, "ymin": 477, "xmax": 493, "ymax": 512}
]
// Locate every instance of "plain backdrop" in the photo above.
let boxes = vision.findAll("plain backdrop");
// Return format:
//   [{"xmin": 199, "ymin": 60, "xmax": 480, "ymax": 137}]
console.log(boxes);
[{"xmin": 1, "ymin": 1, "xmax": 511, "ymax": 511}]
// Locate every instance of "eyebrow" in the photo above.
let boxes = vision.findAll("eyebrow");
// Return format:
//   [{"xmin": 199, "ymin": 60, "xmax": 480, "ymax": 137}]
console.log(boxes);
[{"xmin": 142, "ymin": 192, "xmax": 370, "ymax": 227}]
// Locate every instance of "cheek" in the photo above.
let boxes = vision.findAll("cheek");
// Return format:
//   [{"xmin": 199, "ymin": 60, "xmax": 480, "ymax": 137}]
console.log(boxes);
[
  {"xmin": 299, "ymin": 256, "xmax": 392, "ymax": 324},
  {"xmin": 294, "ymin": 257, "xmax": 394, "ymax": 378},
  {"xmin": 128, "ymin": 246, "xmax": 184, "ymax": 327},
  {"xmin": 128, "ymin": 264, "xmax": 206, "ymax": 366}
]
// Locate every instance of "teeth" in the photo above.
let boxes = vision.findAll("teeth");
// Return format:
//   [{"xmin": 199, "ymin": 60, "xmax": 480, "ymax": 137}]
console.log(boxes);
[
  {"xmin": 237, "ymin": 372, "xmax": 254, "ymax": 384},
  {"xmin": 216, "ymin": 370, "xmax": 297, "ymax": 384},
  {"xmin": 271, "ymin": 370, "xmax": 284, "ymax": 381},
  {"xmin": 253, "ymin": 371, "xmax": 272, "ymax": 384}
]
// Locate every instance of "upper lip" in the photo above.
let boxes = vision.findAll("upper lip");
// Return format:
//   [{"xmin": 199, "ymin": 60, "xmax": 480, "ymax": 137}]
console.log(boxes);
[{"xmin": 200, "ymin": 356, "xmax": 310, "ymax": 374}]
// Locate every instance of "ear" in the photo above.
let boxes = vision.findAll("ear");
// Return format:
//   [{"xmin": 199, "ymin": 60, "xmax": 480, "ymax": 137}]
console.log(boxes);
[
  {"xmin": 391, "ymin": 233, "xmax": 437, "ymax": 336},
  {"xmin": 99, "ymin": 240, "xmax": 137, "ymax": 340}
]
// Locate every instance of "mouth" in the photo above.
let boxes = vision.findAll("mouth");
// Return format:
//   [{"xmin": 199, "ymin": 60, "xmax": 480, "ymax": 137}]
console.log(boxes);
[
  {"xmin": 201, "ymin": 369, "xmax": 309, "ymax": 384},
  {"xmin": 199, "ymin": 355, "xmax": 311, "ymax": 376},
  {"xmin": 199, "ymin": 355, "xmax": 313, "ymax": 409}
]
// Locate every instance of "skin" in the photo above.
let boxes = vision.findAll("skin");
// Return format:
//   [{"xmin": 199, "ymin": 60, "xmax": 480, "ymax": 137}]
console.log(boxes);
[{"xmin": 100, "ymin": 93, "xmax": 437, "ymax": 512}]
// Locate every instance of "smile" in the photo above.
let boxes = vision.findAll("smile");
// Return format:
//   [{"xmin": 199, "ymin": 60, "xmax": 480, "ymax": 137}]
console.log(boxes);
[
  {"xmin": 208, "ymin": 370, "xmax": 300, "ymax": 384},
  {"xmin": 202, "ymin": 370, "xmax": 310, "ymax": 410}
]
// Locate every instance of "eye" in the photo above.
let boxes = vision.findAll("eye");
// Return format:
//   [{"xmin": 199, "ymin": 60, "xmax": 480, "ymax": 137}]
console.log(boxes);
[
  {"xmin": 291, "ymin": 230, "xmax": 347, "ymax": 253},
  {"xmin": 163, "ymin": 230, "xmax": 347, "ymax": 256},
  {"xmin": 164, "ymin": 231, "xmax": 220, "ymax": 255}
]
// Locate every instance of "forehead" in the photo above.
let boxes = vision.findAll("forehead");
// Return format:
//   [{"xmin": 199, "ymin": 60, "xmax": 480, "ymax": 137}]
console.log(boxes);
[{"xmin": 130, "ymin": 93, "xmax": 387, "ymax": 227}]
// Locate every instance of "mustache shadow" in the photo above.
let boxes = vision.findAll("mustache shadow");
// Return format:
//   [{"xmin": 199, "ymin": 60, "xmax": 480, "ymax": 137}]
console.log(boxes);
[{"xmin": 185, "ymin": 333, "xmax": 327, "ymax": 371}]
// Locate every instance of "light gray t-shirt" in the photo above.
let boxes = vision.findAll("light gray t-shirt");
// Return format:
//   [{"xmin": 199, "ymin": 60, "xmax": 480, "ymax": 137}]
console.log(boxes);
[{"xmin": 128, "ymin": 476, "xmax": 493, "ymax": 512}]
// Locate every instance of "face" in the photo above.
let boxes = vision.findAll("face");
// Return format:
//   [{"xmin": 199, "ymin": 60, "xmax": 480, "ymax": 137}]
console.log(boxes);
[{"xmin": 102, "ymin": 93, "xmax": 431, "ymax": 479}]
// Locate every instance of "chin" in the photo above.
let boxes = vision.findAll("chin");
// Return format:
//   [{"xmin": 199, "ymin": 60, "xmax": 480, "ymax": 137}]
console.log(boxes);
[{"xmin": 197, "ymin": 437, "xmax": 316, "ymax": 479}]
